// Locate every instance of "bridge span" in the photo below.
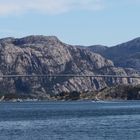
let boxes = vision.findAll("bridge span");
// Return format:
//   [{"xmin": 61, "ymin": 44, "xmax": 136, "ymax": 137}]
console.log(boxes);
[{"xmin": 0, "ymin": 74, "xmax": 140, "ymax": 78}]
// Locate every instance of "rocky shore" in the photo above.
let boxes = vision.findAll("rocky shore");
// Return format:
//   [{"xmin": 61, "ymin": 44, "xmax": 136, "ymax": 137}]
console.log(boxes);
[{"xmin": 0, "ymin": 84, "xmax": 140, "ymax": 101}]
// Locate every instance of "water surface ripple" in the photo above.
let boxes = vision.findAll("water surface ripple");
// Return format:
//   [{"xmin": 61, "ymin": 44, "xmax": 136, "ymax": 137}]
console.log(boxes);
[{"xmin": 0, "ymin": 101, "xmax": 140, "ymax": 140}]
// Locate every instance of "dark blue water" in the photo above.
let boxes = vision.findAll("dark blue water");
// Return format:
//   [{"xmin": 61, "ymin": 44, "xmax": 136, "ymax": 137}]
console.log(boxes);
[{"xmin": 0, "ymin": 101, "xmax": 140, "ymax": 140}]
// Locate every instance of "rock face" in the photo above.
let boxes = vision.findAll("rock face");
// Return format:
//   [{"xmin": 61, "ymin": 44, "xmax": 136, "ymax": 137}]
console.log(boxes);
[
  {"xmin": 88, "ymin": 38, "xmax": 140, "ymax": 71},
  {"xmin": 0, "ymin": 35, "xmax": 139, "ymax": 98}
]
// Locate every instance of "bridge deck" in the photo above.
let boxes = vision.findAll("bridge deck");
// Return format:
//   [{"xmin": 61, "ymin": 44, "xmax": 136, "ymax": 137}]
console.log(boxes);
[{"xmin": 0, "ymin": 74, "xmax": 139, "ymax": 78}]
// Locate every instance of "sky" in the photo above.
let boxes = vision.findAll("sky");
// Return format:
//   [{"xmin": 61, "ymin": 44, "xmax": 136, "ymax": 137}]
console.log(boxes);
[{"xmin": 0, "ymin": 0, "xmax": 140, "ymax": 46}]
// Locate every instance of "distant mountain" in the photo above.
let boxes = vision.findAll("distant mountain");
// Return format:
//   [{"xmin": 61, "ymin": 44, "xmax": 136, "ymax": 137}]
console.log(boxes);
[
  {"xmin": 88, "ymin": 37, "xmax": 140, "ymax": 71},
  {"xmin": 0, "ymin": 35, "xmax": 138, "ymax": 99},
  {"xmin": 87, "ymin": 45, "xmax": 108, "ymax": 54}
]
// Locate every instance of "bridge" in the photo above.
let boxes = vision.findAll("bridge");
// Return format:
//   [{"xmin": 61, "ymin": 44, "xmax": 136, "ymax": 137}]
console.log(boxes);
[{"xmin": 0, "ymin": 74, "xmax": 140, "ymax": 78}]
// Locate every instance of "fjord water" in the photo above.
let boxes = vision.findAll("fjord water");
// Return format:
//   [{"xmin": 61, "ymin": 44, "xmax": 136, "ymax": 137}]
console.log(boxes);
[{"xmin": 0, "ymin": 101, "xmax": 140, "ymax": 140}]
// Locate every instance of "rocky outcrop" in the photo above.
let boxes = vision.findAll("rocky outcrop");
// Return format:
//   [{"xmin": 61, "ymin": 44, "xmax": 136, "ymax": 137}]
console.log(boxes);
[
  {"xmin": 96, "ymin": 84, "xmax": 140, "ymax": 100},
  {"xmin": 0, "ymin": 35, "xmax": 139, "ymax": 99}
]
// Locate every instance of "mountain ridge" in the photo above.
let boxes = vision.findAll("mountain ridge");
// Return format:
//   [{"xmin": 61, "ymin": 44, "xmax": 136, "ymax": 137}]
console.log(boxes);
[
  {"xmin": 86, "ymin": 37, "xmax": 140, "ymax": 71},
  {"xmin": 0, "ymin": 35, "xmax": 139, "ymax": 100}
]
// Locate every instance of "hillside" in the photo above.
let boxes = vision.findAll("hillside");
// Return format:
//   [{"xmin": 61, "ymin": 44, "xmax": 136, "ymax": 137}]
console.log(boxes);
[
  {"xmin": 88, "ymin": 37, "xmax": 140, "ymax": 71},
  {"xmin": 0, "ymin": 35, "xmax": 139, "ymax": 99}
]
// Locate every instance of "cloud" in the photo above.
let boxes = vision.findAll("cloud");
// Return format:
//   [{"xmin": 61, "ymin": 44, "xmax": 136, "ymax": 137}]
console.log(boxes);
[{"xmin": 0, "ymin": 0, "xmax": 104, "ymax": 16}]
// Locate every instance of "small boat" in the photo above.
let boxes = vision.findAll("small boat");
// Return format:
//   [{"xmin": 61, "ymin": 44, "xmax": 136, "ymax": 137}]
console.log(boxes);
[{"xmin": 16, "ymin": 98, "xmax": 23, "ymax": 102}]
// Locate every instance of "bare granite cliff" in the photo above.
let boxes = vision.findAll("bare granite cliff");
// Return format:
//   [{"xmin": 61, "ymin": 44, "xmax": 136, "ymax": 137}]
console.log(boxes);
[{"xmin": 0, "ymin": 35, "xmax": 139, "ymax": 99}]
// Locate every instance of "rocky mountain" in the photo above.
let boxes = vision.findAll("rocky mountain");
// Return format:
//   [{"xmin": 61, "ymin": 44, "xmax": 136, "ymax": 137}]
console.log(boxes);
[
  {"xmin": 88, "ymin": 37, "xmax": 140, "ymax": 71},
  {"xmin": 0, "ymin": 35, "xmax": 139, "ymax": 99}
]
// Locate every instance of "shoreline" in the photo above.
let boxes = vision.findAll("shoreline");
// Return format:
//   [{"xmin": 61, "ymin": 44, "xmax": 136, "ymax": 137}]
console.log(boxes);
[{"xmin": 0, "ymin": 98, "xmax": 139, "ymax": 103}]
